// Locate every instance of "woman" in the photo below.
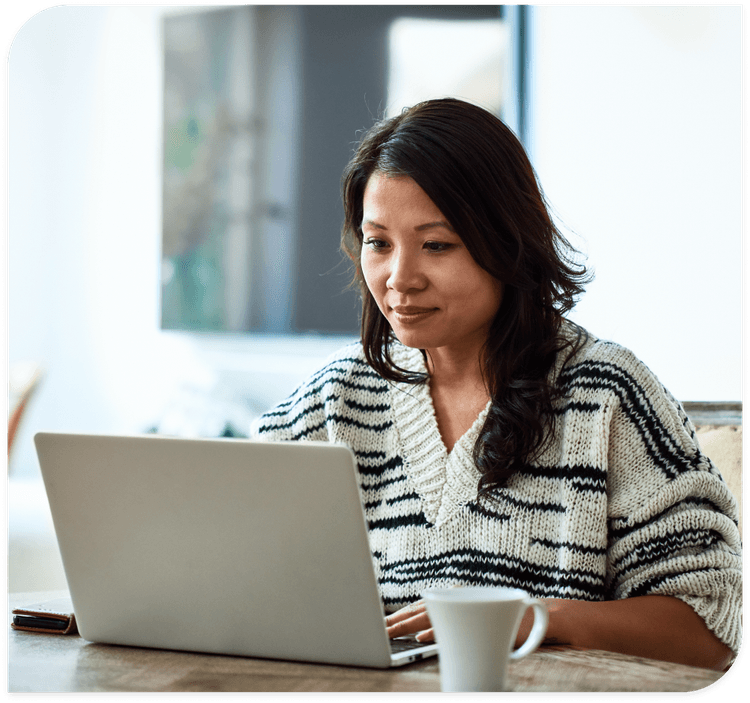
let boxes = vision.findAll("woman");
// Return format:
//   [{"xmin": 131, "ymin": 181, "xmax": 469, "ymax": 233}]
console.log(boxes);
[{"xmin": 252, "ymin": 98, "xmax": 741, "ymax": 670}]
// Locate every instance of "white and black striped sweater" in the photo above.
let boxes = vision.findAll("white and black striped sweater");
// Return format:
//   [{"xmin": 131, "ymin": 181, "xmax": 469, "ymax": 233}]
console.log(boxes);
[{"xmin": 251, "ymin": 329, "xmax": 742, "ymax": 655}]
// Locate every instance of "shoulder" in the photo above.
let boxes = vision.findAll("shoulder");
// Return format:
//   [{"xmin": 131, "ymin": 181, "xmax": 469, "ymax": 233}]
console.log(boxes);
[
  {"xmin": 558, "ymin": 325, "xmax": 673, "ymax": 407},
  {"xmin": 251, "ymin": 342, "xmax": 389, "ymax": 440},
  {"xmin": 312, "ymin": 342, "xmax": 391, "ymax": 393},
  {"xmin": 315, "ymin": 341, "xmax": 371, "ymax": 379},
  {"xmin": 559, "ymin": 328, "xmax": 726, "ymax": 486},
  {"xmin": 555, "ymin": 324, "xmax": 697, "ymax": 457},
  {"xmin": 559, "ymin": 323, "xmax": 640, "ymax": 371},
  {"xmin": 270, "ymin": 341, "xmax": 386, "ymax": 405}
]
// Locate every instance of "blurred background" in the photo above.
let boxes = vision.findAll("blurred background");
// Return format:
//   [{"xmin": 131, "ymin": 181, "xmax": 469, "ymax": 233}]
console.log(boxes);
[{"xmin": 7, "ymin": 5, "xmax": 742, "ymax": 591}]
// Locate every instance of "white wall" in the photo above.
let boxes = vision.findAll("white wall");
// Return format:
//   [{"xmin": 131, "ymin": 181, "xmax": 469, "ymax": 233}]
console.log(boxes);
[{"xmin": 530, "ymin": 5, "xmax": 742, "ymax": 402}]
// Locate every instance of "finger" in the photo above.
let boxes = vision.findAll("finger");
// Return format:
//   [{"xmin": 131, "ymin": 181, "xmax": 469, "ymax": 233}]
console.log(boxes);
[
  {"xmin": 386, "ymin": 611, "xmax": 431, "ymax": 638},
  {"xmin": 415, "ymin": 628, "xmax": 435, "ymax": 643},
  {"xmin": 385, "ymin": 600, "xmax": 426, "ymax": 626}
]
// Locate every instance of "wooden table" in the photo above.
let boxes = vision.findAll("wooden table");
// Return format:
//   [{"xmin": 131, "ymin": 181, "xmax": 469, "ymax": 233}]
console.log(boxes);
[{"xmin": 8, "ymin": 592, "xmax": 727, "ymax": 693}]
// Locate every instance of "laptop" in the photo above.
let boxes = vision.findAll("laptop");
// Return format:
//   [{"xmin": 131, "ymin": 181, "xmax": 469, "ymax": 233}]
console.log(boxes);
[{"xmin": 33, "ymin": 432, "xmax": 438, "ymax": 668}]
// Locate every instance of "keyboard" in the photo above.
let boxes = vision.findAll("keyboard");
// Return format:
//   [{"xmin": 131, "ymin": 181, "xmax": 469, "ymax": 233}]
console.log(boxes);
[{"xmin": 389, "ymin": 636, "xmax": 432, "ymax": 654}]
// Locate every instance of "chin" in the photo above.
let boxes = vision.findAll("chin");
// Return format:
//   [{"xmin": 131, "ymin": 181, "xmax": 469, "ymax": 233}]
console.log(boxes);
[{"xmin": 391, "ymin": 330, "xmax": 438, "ymax": 350}]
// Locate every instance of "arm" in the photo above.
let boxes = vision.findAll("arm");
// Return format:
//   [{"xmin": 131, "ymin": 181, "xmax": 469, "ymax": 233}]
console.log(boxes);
[
  {"xmin": 386, "ymin": 593, "xmax": 732, "ymax": 671},
  {"xmin": 518, "ymin": 595, "xmax": 733, "ymax": 671}
]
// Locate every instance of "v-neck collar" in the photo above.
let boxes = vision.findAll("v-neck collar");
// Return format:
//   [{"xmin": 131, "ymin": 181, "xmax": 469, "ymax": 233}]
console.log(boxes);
[{"xmin": 388, "ymin": 344, "xmax": 489, "ymax": 526}]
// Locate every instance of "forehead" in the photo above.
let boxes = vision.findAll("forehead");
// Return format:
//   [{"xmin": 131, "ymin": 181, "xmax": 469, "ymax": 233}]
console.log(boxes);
[{"xmin": 362, "ymin": 172, "xmax": 444, "ymax": 221}]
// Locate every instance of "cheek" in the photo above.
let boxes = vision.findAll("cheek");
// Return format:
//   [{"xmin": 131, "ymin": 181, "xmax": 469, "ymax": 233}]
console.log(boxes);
[
  {"xmin": 360, "ymin": 254, "xmax": 383, "ymax": 295},
  {"xmin": 455, "ymin": 270, "xmax": 503, "ymax": 315}
]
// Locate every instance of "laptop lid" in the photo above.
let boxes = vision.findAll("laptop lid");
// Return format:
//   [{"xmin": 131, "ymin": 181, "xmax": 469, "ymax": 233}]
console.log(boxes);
[{"xmin": 34, "ymin": 432, "xmax": 435, "ymax": 668}]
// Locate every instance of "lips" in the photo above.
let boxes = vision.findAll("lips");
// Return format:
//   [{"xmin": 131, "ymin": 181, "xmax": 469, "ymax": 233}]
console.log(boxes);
[
  {"xmin": 391, "ymin": 306, "xmax": 437, "ymax": 314},
  {"xmin": 389, "ymin": 305, "xmax": 438, "ymax": 323}
]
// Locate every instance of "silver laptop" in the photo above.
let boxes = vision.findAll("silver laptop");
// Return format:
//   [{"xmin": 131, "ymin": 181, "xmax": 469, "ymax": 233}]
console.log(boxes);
[{"xmin": 34, "ymin": 432, "xmax": 438, "ymax": 668}]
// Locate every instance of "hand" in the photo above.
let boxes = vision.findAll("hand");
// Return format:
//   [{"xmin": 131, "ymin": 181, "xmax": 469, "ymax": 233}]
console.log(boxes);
[
  {"xmin": 386, "ymin": 594, "xmax": 552, "ymax": 647},
  {"xmin": 385, "ymin": 600, "xmax": 435, "ymax": 643}
]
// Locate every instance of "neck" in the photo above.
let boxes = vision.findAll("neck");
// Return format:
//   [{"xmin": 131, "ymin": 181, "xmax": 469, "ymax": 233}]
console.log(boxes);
[{"xmin": 424, "ymin": 345, "xmax": 487, "ymax": 391}]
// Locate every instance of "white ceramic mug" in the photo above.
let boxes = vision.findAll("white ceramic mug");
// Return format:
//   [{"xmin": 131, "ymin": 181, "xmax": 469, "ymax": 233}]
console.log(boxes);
[{"xmin": 423, "ymin": 586, "xmax": 548, "ymax": 692}]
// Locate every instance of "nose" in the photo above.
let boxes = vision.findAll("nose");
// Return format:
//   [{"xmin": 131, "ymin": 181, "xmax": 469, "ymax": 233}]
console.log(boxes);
[{"xmin": 387, "ymin": 248, "xmax": 427, "ymax": 292}]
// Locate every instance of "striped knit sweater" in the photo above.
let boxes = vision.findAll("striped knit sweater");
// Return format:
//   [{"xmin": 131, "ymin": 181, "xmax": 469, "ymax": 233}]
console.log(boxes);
[{"xmin": 251, "ymin": 328, "xmax": 742, "ymax": 656}]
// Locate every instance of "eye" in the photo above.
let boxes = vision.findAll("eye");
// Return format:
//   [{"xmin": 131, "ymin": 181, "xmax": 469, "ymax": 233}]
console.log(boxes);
[
  {"xmin": 423, "ymin": 241, "xmax": 453, "ymax": 253},
  {"xmin": 363, "ymin": 238, "xmax": 388, "ymax": 251}
]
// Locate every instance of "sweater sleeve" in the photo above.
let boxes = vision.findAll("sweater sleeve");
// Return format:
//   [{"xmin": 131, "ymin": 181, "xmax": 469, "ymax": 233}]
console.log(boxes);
[{"xmin": 602, "ymin": 346, "xmax": 742, "ymax": 656}]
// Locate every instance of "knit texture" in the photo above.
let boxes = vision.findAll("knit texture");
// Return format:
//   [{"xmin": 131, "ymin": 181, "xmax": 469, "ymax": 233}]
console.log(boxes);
[{"xmin": 251, "ymin": 329, "xmax": 742, "ymax": 655}]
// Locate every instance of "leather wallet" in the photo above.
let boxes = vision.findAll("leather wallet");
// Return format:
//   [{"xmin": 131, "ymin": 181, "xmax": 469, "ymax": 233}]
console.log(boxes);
[{"xmin": 11, "ymin": 597, "xmax": 78, "ymax": 635}]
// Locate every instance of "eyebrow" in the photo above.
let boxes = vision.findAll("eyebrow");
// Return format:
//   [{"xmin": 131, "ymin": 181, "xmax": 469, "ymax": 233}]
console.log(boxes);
[{"xmin": 361, "ymin": 219, "xmax": 455, "ymax": 233}]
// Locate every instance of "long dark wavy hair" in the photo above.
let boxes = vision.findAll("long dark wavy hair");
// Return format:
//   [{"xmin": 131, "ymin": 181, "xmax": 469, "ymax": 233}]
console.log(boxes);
[{"xmin": 341, "ymin": 98, "xmax": 591, "ymax": 496}]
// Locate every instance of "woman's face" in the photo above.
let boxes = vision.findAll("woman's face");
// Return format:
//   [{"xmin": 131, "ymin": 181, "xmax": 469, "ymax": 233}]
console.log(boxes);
[{"xmin": 360, "ymin": 172, "xmax": 503, "ymax": 359}]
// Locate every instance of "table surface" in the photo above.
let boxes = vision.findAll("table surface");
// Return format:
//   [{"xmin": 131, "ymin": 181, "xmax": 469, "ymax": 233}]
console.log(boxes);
[{"xmin": 8, "ymin": 591, "xmax": 728, "ymax": 693}]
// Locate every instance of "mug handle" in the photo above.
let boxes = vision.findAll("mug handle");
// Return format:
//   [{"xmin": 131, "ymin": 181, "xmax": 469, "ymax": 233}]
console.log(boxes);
[{"xmin": 509, "ymin": 598, "xmax": 549, "ymax": 660}]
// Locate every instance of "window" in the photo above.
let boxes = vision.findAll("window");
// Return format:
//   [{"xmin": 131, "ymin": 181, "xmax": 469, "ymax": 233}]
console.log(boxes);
[
  {"xmin": 387, "ymin": 18, "xmax": 509, "ymax": 117},
  {"xmin": 161, "ymin": 6, "xmax": 525, "ymax": 335}
]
